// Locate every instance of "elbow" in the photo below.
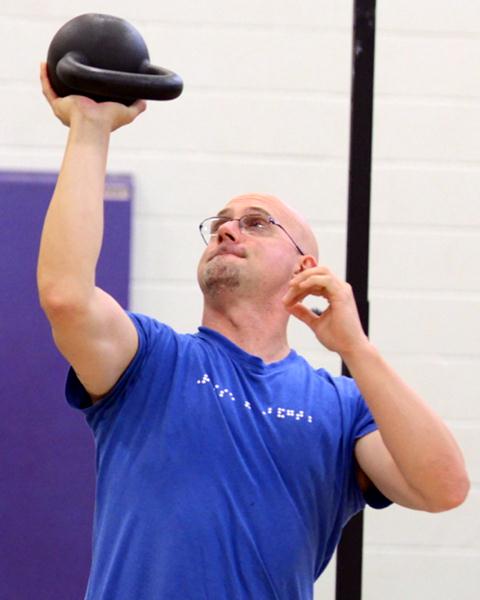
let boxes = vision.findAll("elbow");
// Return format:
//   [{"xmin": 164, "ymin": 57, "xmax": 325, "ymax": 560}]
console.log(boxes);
[
  {"xmin": 424, "ymin": 472, "xmax": 470, "ymax": 513},
  {"xmin": 38, "ymin": 281, "xmax": 90, "ymax": 321},
  {"xmin": 443, "ymin": 473, "xmax": 470, "ymax": 510},
  {"xmin": 38, "ymin": 285, "xmax": 68, "ymax": 318}
]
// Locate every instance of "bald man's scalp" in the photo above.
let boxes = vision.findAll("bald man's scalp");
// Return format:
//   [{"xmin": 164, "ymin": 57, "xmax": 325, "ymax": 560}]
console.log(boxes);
[{"xmin": 226, "ymin": 192, "xmax": 319, "ymax": 260}]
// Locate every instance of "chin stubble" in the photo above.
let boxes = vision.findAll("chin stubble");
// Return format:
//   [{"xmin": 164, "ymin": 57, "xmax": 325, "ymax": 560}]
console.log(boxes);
[{"xmin": 202, "ymin": 261, "xmax": 241, "ymax": 295}]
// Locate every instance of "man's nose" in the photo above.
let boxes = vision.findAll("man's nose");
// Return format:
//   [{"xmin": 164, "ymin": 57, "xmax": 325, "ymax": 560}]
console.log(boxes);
[{"xmin": 216, "ymin": 219, "xmax": 241, "ymax": 243}]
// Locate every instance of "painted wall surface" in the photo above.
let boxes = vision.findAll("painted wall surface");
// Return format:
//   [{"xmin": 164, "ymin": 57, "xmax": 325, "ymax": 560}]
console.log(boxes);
[
  {"xmin": 0, "ymin": 2, "xmax": 478, "ymax": 599},
  {"xmin": 0, "ymin": 172, "xmax": 132, "ymax": 599}
]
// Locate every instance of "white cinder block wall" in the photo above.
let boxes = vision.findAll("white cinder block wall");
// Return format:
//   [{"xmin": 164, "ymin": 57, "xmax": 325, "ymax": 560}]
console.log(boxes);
[
  {"xmin": 365, "ymin": 4, "xmax": 480, "ymax": 599},
  {"xmin": 1, "ymin": 1, "xmax": 478, "ymax": 598}
]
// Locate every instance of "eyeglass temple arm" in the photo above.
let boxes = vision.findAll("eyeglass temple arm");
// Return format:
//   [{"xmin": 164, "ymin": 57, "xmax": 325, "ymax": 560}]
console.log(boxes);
[{"xmin": 273, "ymin": 222, "xmax": 305, "ymax": 256}]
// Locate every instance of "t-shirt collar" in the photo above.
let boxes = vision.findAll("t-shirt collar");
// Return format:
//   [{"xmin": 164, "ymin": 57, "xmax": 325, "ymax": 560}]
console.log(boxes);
[{"xmin": 196, "ymin": 326, "xmax": 298, "ymax": 373}]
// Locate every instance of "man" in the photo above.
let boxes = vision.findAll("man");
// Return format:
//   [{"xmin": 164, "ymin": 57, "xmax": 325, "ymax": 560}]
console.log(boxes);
[{"xmin": 38, "ymin": 63, "xmax": 469, "ymax": 600}]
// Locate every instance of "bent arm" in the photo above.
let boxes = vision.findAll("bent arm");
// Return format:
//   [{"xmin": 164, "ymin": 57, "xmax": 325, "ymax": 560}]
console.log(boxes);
[
  {"xmin": 283, "ymin": 265, "xmax": 470, "ymax": 512},
  {"xmin": 347, "ymin": 342, "xmax": 470, "ymax": 512}
]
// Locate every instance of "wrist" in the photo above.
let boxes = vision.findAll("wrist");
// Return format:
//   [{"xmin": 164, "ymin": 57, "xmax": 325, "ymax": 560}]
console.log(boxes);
[
  {"xmin": 69, "ymin": 112, "xmax": 112, "ymax": 144},
  {"xmin": 339, "ymin": 337, "xmax": 378, "ymax": 369}
]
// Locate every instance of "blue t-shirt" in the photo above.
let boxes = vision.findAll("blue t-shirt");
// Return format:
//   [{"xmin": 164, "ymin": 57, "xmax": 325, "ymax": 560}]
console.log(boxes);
[{"xmin": 67, "ymin": 313, "xmax": 380, "ymax": 600}]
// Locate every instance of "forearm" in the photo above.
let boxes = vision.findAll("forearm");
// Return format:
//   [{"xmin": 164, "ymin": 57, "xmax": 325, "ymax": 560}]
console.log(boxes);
[
  {"xmin": 38, "ymin": 116, "xmax": 110, "ymax": 308},
  {"xmin": 342, "ymin": 342, "xmax": 469, "ymax": 509}
]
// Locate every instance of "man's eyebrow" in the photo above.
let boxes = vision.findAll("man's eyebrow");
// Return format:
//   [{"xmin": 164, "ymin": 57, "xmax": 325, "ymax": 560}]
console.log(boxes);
[{"xmin": 216, "ymin": 206, "xmax": 271, "ymax": 218}]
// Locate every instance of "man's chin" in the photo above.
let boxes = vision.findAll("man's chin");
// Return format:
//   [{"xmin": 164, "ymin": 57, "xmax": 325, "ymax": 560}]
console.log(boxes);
[{"xmin": 200, "ymin": 262, "xmax": 242, "ymax": 296}]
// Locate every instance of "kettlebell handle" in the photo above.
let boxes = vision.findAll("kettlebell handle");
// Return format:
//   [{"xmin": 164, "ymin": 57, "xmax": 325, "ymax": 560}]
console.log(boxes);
[{"xmin": 56, "ymin": 51, "xmax": 183, "ymax": 101}]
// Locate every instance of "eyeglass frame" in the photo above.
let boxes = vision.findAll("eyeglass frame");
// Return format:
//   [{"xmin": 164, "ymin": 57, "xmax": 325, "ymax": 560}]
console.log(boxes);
[{"xmin": 198, "ymin": 213, "xmax": 305, "ymax": 256}]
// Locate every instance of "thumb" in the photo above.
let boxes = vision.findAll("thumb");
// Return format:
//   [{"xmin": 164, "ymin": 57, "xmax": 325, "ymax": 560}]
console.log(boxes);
[
  {"xmin": 132, "ymin": 99, "xmax": 147, "ymax": 114},
  {"xmin": 287, "ymin": 303, "xmax": 319, "ymax": 328}
]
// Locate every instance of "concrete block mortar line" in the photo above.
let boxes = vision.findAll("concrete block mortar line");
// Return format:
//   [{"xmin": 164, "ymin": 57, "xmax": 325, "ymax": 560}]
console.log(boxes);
[
  {"xmin": 0, "ymin": 12, "xmax": 352, "ymax": 34},
  {"xmin": 364, "ymin": 545, "xmax": 480, "ymax": 558},
  {"xmin": 5, "ymin": 78, "xmax": 480, "ymax": 107},
  {"xmin": 375, "ymin": 351, "xmax": 479, "ymax": 362},
  {"xmin": 171, "ymin": 86, "xmax": 351, "ymax": 101},
  {"xmin": 135, "ymin": 215, "xmax": 345, "ymax": 230},
  {"xmin": 4, "ymin": 147, "xmax": 479, "ymax": 174},
  {"xmin": 370, "ymin": 289, "xmax": 480, "ymax": 301},
  {"xmin": 0, "ymin": 142, "xmax": 350, "ymax": 165},
  {"xmin": 134, "ymin": 212, "xmax": 345, "ymax": 229},
  {"xmin": 0, "ymin": 145, "xmax": 349, "ymax": 168},
  {"xmin": 444, "ymin": 420, "xmax": 480, "ymax": 429},
  {"xmin": 5, "ymin": 13, "xmax": 480, "ymax": 38},
  {"xmin": 370, "ymin": 353, "xmax": 480, "ymax": 365},
  {"xmin": 372, "ymin": 158, "xmax": 480, "ymax": 170},
  {"xmin": 8, "ymin": 141, "xmax": 480, "ymax": 170},
  {"xmin": 0, "ymin": 78, "xmax": 354, "ymax": 103},
  {"xmin": 375, "ymin": 93, "xmax": 480, "ymax": 106},
  {"xmin": 378, "ymin": 29, "xmax": 480, "ymax": 41},
  {"xmin": 374, "ymin": 94, "xmax": 480, "ymax": 108},
  {"xmin": 143, "ymin": 20, "xmax": 351, "ymax": 35},
  {"xmin": 371, "ymin": 223, "xmax": 480, "ymax": 234}
]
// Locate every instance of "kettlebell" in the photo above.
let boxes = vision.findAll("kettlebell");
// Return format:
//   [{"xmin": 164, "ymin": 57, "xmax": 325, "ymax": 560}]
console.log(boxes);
[{"xmin": 46, "ymin": 13, "xmax": 183, "ymax": 105}]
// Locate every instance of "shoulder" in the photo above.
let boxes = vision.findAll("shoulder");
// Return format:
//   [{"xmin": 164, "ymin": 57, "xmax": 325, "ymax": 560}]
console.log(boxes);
[
  {"xmin": 312, "ymin": 367, "xmax": 378, "ymax": 437},
  {"xmin": 127, "ymin": 312, "xmax": 193, "ymax": 353},
  {"xmin": 313, "ymin": 367, "xmax": 364, "ymax": 407}
]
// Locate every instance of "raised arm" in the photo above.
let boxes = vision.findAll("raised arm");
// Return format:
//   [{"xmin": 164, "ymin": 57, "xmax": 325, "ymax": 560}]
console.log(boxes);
[
  {"xmin": 37, "ymin": 63, "xmax": 146, "ymax": 402},
  {"xmin": 283, "ymin": 265, "xmax": 470, "ymax": 512}
]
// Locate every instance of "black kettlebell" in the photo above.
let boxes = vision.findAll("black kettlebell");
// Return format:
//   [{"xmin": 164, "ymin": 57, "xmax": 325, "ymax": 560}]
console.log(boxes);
[{"xmin": 46, "ymin": 13, "xmax": 183, "ymax": 105}]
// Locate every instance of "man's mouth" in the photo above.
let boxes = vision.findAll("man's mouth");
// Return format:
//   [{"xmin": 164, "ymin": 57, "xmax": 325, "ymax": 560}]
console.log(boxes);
[{"xmin": 209, "ymin": 244, "xmax": 247, "ymax": 261}]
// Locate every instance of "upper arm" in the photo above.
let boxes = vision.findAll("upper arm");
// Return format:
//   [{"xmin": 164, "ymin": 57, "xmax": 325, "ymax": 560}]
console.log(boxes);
[
  {"xmin": 355, "ymin": 430, "xmax": 429, "ymax": 511},
  {"xmin": 46, "ymin": 286, "xmax": 138, "ymax": 402}
]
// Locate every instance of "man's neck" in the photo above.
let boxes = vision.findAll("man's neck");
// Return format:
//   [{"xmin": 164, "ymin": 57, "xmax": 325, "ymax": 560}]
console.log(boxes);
[{"xmin": 201, "ymin": 296, "xmax": 291, "ymax": 364}]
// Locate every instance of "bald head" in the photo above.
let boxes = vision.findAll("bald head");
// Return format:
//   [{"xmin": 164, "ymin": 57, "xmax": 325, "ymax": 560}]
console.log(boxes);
[{"xmin": 224, "ymin": 193, "xmax": 319, "ymax": 260}]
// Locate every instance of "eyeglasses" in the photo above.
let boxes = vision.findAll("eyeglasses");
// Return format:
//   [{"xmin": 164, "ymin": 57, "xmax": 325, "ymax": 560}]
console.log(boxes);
[{"xmin": 199, "ymin": 213, "xmax": 305, "ymax": 255}]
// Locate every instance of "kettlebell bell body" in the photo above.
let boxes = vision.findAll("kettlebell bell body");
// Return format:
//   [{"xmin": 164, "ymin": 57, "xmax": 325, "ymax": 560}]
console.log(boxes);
[{"xmin": 47, "ymin": 13, "xmax": 183, "ymax": 105}]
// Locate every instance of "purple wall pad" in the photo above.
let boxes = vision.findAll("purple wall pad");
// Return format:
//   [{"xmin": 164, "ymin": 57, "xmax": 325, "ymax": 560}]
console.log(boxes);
[{"xmin": 0, "ymin": 171, "xmax": 132, "ymax": 600}]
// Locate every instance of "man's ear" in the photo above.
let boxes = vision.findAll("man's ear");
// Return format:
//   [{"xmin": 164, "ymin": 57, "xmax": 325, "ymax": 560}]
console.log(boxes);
[
  {"xmin": 293, "ymin": 255, "xmax": 316, "ymax": 275},
  {"xmin": 299, "ymin": 255, "xmax": 317, "ymax": 271}
]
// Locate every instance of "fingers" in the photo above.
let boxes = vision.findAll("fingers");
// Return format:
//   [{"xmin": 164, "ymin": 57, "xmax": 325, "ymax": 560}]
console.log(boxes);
[
  {"xmin": 40, "ymin": 61, "xmax": 148, "ymax": 122},
  {"xmin": 40, "ymin": 62, "xmax": 58, "ymax": 104},
  {"xmin": 286, "ymin": 302, "xmax": 324, "ymax": 328},
  {"xmin": 40, "ymin": 58, "xmax": 146, "ymax": 133},
  {"xmin": 286, "ymin": 266, "xmax": 332, "ymax": 302},
  {"xmin": 109, "ymin": 99, "xmax": 147, "ymax": 131},
  {"xmin": 282, "ymin": 265, "xmax": 354, "ymax": 318},
  {"xmin": 289, "ymin": 265, "xmax": 332, "ymax": 287},
  {"xmin": 283, "ymin": 268, "xmax": 342, "ymax": 306},
  {"xmin": 282, "ymin": 275, "xmax": 329, "ymax": 307}
]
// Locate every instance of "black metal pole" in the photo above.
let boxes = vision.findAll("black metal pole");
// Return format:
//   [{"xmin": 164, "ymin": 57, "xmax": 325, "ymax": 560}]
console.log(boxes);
[{"xmin": 335, "ymin": 1, "xmax": 377, "ymax": 600}]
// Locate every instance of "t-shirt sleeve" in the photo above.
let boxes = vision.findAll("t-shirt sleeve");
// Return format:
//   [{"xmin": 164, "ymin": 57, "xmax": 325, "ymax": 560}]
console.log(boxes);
[
  {"xmin": 65, "ymin": 312, "xmax": 172, "ymax": 422},
  {"xmin": 333, "ymin": 374, "xmax": 393, "ymax": 512},
  {"xmin": 332, "ymin": 374, "xmax": 378, "ymax": 439}
]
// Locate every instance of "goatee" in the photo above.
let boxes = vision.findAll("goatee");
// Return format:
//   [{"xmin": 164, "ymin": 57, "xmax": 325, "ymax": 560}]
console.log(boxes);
[{"xmin": 201, "ymin": 261, "xmax": 241, "ymax": 296}]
